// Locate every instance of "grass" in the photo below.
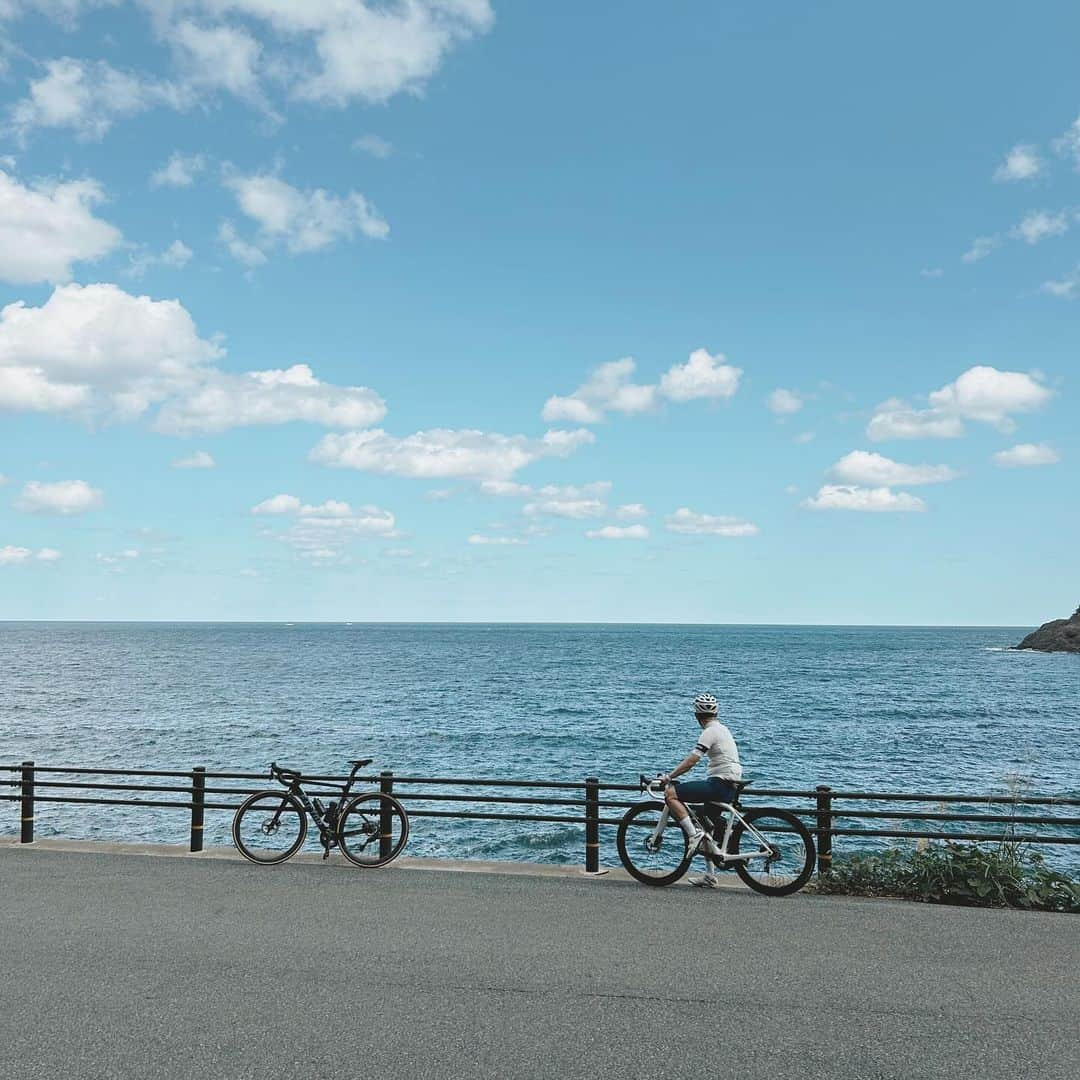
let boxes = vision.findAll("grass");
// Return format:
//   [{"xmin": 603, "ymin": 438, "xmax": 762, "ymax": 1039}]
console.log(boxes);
[{"xmin": 814, "ymin": 841, "xmax": 1080, "ymax": 913}]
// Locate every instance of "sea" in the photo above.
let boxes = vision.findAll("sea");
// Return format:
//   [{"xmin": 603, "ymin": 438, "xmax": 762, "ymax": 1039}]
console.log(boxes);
[{"xmin": 2, "ymin": 622, "xmax": 1078, "ymax": 872}]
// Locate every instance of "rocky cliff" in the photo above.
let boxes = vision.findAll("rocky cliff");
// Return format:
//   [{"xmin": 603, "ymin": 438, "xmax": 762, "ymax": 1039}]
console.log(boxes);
[{"xmin": 1015, "ymin": 605, "xmax": 1080, "ymax": 653}]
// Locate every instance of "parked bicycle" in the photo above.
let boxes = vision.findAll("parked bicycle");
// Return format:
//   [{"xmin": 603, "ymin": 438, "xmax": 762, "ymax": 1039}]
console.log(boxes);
[
  {"xmin": 616, "ymin": 774, "xmax": 815, "ymax": 896},
  {"xmin": 232, "ymin": 759, "xmax": 409, "ymax": 867}
]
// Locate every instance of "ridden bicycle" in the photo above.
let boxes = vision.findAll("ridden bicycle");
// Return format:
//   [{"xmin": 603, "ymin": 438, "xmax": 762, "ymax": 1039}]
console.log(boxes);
[
  {"xmin": 616, "ymin": 774, "xmax": 815, "ymax": 896},
  {"xmin": 232, "ymin": 759, "xmax": 409, "ymax": 867}
]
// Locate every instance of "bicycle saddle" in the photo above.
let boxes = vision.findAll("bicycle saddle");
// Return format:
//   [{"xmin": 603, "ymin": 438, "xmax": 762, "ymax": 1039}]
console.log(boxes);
[{"xmin": 348, "ymin": 758, "xmax": 373, "ymax": 768}]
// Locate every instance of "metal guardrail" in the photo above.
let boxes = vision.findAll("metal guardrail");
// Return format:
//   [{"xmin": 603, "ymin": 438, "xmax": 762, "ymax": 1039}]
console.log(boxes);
[{"xmin": 3, "ymin": 761, "xmax": 1079, "ymax": 874}]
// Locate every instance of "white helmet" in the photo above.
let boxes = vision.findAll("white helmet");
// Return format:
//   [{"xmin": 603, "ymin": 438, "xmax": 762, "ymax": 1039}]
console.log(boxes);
[{"xmin": 693, "ymin": 692, "xmax": 718, "ymax": 716}]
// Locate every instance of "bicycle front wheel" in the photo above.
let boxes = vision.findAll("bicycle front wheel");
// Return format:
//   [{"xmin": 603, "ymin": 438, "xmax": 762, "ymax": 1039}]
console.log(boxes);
[
  {"xmin": 337, "ymin": 793, "xmax": 409, "ymax": 867},
  {"xmin": 232, "ymin": 791, "xmax": 308, "ymax": 865},
  {"xmin": 730, "ymin": 808, "xmax": 815, "ymax": 896},
  {"xmin": 616, "ymin": 802, "xmax": 692, "ymax": 886}
]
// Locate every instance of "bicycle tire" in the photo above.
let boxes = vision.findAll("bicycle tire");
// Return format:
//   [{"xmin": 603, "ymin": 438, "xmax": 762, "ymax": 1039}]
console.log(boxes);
[
  {"xmin": 337, "ymin": 792, "xmax": 409, "ymax": 868},
  {"xmin": 232, "ymin": 790, "xmax": 308, "ymax": 865},
  {"xmin": 730, "ymin": 807, "xmax": 816, "ymax": 896},
  {"xmin": 616, "ymin": 801, "xmax": 692, "ymax": 886}
]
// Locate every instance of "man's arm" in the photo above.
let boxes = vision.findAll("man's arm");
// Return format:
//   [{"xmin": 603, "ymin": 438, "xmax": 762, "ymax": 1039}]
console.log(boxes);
[{"xmin": 663, "ymin": 752, "xmax": 701, "ymax": 783}]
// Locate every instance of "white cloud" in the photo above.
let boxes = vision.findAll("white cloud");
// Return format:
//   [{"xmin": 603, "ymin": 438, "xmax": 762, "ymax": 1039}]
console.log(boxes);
[
  {"xmin": 802, "ymin": 485, "xmax": 927, "ymax": 513},
  {"xmin": 15, "ymin": 478, "xmax": 103, "ymax": 514},
  {"xmin": 867, "ymin": 367, "xmax": 1052, "ymax": 441},
  {"xmin": 155, "ymin": 363, "xmax": 386, "ymax": 435},
  {"xmin": 994, "ymin": 144, "xmax": 1043, "ymax": 183},
  {"xmin": 310, "ymin": 427, "xmax": 594, "ymax": 480},
  {"xmin": 161, "ymin": 239, "xmax": 193, "ymax": 267},
  {"xmin": 920, "ymin": 267, "xmax": 944, "ymax": 279},
  {"xmin": 223, "ymin": 172, "xmax": 388, "ymax": 257},
  {"xmin": 170, "ymin": 19, "xmax": 263, "ymax": 103},
  {"xmin": 0, "ymin": 283, "xmax": 221, "ymax": 420},
  {"xmin": 1053, "ymin": 115, "xmax": 1080, "ymax": 169},
  {"xmin": 468, "ymin": 534, "xmax": 525, "ymax": 546},
  {"xmin": 542, "ymin": 358, "xmax": 655, "ymax": 422},
  {"xmin": 479, "ymin": 479, "xmax": 533, "ymax": 497},
  {"xmin": 962, "ymin": 235, "xmax": 1000, "ymax": 263},
  {"xmin": 245, "ymin": 0, "xmax": 496, "ymax": 106},
  {"xmin": 659, "ymin": 348, "xmax": 742, "ymax": 403},
  {"xmin": 829, "ymin": 450, "xmax": 958, "ymax": 487},
  {"xmin": 543, "ymin": 349, "xmax": 741, "ymax": 423},
  {"xmin": 927, "ymin": 366, "xmax": 1052, "ymax": 428},
  {"xmin": 98, "ymin": 547, "xmax": 139, "ymax": 565},
  {"xmin": 866, "ymin": 401, "xmax": 966, "ymax": 441},
  {"xmin": 524, "ymin": 498, "xmax": 606, "ymax": 519},
  {"xmin": 615, "ymin": 503, "xmax": 648, "ymax": 520},
  {"xmin": 252, "ymin": 493, "xmax": 301, "ymax": 515},
  {"xmin": 11, "ymin": 57, "xmax": 186, "ymax": 141},
  {"xmin": 5, "ymin": 2, "xmax": 494, "ymax": 133},
  {"xmin": 794, "ymin": 431, "xmax": 815, "ymax": 444},
  {"xmin": 1042, "ymin": 267, "xmax": 1080, "ymax": 299},
  {"xmin": 586, "ymin": 524, "xmax": 648, "ymax": 540},
  {"xmin": 992, "ymin": 443, "xmax": 1060, "ymax": 468},
  {"xmin": 1012, "ymin": 210, "xmax": 1068, "ymax": 245},
  {"xmin": 0, "ymin": 473, "xmax": 6, "ymax": 485},
  {"xmin": 0, "ymin": 168, "xmax": 121, "ymax": 285},
  {"xmin": 151, "ymin": 151, "xmax": 206, "ymax": 188},
  {"xmin": 171, "ymin": 449, "xmax": 215, "ymax": 469},
  {"xmin": 665, "ymin": 508, "xmax": 759, "ymax": 537},
  {"xmin": 0, "ymin": 284, "xmax": 381, "ymax": 434},
  {"xmin": 354, "ymin": 134, "xmax": 393, "ymax": 158},
  {"xmin": 252, "ymin": 493, "xmax": 397, "ymax": 561},
  {"xmin": 767, "ymin": 388, "xmax": 802, "ymax": 415},
  {"xmin": 481, "ymin": 480, "xmax": 610, "ymax": 505},
  {"xmin": 129, "ymin": 239, "xmax": 193, "ymax": 277},
  {"xmin": 218, "ymin": 221, "xmax": 267, "ymax": 267},
  {"xmin": 0, "ymin": 543, "xmax": 58, "ymax": 564}
]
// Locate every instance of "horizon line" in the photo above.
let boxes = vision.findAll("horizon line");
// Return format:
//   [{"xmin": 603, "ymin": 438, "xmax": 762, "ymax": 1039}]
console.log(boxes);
[{"xmin": 0, "ymin": 619, "xmax": 1034, "ymax": 629}]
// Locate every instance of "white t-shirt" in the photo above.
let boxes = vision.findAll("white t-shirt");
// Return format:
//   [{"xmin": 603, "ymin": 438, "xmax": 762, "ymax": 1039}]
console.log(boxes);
[{"xmin": 692, "ymin": 721, "xmax": 742, "ymax": 781}]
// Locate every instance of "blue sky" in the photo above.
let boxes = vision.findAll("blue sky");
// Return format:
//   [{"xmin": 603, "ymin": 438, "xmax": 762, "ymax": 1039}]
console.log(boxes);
[{"xmin": 0, "ymin": 1, "xmax": 1076, "ymax": 624}]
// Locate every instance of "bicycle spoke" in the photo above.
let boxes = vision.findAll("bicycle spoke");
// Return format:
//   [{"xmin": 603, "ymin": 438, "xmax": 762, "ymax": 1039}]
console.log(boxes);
[
  {"xmin": 731, "ymin": 810, "xmax": 815, "ymax": 896},
  {"xmin": 232, "ymin": 792, "xmax": 307, "ymax": 864},
  {"xmin": 337, "ymin": 793, "xmax": 409, "ymax": 867},
  {"xmin": 616, "ymin": 803, "xmax": 691, "ymax": 885}
]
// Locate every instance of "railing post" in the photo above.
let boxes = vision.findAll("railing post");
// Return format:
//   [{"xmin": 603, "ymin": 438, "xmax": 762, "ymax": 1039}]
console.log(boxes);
[
  {"xmin": 20, "ymin": 760, "xmax": 34, "ymax": 844},
  {"xmin": 190, "ymin": 767, "xmax": 206, "ymax": 853},
  {"xmin": 584, "ymin": 776, "xmax": 600, "ymax": 873},
  {"xmin": 380, "ymin": 770, "xmax": 394, "ymax": 861},
  {"xmin": 815, "ymin": 784, "xmax": 833, "ymax": 876}
]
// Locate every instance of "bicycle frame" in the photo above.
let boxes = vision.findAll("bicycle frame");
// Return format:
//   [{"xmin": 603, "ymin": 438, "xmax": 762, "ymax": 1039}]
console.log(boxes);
[
  {"xmin": 268, "ymin": 761, "xmax": 369, "ymax": 852},
  {"xmin": 640, "ymin": 777, "xmax": 777, "ymax": 866}
]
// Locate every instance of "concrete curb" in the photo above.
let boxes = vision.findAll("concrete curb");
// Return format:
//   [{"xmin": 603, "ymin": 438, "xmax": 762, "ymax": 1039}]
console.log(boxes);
[{"xmin": 2, "ymin": 835, "xmax": 750, "ymax": 890}]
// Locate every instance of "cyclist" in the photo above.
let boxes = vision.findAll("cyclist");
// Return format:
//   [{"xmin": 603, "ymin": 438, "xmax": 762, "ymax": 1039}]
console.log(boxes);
[{"xmin": 660, "ymin": 692, "xmax": 742, "ymax": 889}]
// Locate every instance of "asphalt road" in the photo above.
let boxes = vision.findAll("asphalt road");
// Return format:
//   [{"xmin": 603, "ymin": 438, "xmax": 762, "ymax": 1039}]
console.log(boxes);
[{"xmin": 1, "ymin": 846, "xmax": 1077, "ymax": 1080}]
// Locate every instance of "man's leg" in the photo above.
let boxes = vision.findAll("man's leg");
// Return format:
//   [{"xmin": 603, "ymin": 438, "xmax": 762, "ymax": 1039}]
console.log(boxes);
[
  {"xmin": 665, "ymin": 783, "xmax": 706, "ymax": 842},
  {"xmin": 664, "ymin": 784, "xmax": 694, "ymax": 830}
]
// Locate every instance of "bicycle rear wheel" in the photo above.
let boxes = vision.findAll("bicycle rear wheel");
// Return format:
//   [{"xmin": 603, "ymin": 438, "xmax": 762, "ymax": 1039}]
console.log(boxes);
[
  {"xmin": 730, "ymin": 808, "xmax": 815, "ymax": 896},
  {"xmin": 232, "ymin": 791, "xmax": 308, "ymax": 865},
  {"xmin": 337, "ymin": 792, "xmax": 409, "ymax": 867},
  {"xmin": 616, "ymin": 802, "xmax": 692, "ymax": 886}
]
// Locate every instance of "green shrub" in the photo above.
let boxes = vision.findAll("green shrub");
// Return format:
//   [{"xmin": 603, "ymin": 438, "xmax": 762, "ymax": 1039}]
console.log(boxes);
[{"xmin": 816, "ymin": 842, "xmax": 1080, "ymax": 913}]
